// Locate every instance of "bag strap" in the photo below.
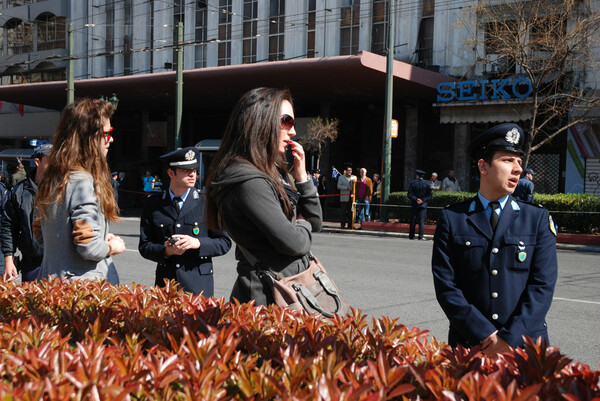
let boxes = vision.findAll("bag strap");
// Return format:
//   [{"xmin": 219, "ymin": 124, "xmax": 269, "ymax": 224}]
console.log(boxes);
[{"xmin": 237, "ymin": 245, "xmax": 278, "ymax": 284}]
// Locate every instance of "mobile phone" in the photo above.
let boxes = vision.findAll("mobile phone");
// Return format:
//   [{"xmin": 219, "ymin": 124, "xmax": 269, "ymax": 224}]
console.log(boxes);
[
  {"xmin": 166, "ymin": 236, "xmax": 179, "ymax": 245},
  {"xmin": 285, "ymin": 143, "xmax": 294, "ymax": 166}
]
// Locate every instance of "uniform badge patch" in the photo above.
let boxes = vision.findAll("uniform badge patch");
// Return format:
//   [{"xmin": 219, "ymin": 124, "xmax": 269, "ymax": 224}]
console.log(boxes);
[
  {"xmin": 468, "ymin": 201, "xmax": 476, "ymax": 213},
  {"xmin": 193, "ymin": 190, "xmax": 200, "ymax": 199},
  {"xmin": 549, "ymin": 215, "xmax": 557, "ymax": 236},
  {"xmin": 505, "ymin": 128, "xmax": 520, "ymax": 144},
  {"xmin": 193, "ymin": 227, "xmax": 200, "ymax": 235},
  {"xmin": 518, "ymin": 252, "xmax": 527, "ymax": 262},
  {"xmin": 511, "ymin": 200, "xmax": 520, "ymax": 211}
]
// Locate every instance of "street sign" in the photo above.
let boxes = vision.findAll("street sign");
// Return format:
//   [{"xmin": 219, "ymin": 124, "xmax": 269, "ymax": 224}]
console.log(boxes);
[{"xmin": 391, "ymin": 119, "xmax": 398, "ymax": 138}]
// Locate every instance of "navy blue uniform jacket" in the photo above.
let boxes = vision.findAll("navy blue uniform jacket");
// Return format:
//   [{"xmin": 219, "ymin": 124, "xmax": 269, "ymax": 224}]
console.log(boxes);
[
  {"xmin": 139, "ymin": 189, "xmax": 231, "ymax": 296},
  {"xmin": 408, "ymin": 178, "xmax": 432, "ymax": 208},
  {"xmin": 432, "ymin": 195, "xmax": 557, "ymax": 348}
]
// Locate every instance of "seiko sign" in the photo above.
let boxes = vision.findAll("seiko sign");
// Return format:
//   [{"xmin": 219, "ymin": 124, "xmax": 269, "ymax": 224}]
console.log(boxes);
[{"xmin": 437, "ymin": 77, "xmax": 533, "ymax": 102}]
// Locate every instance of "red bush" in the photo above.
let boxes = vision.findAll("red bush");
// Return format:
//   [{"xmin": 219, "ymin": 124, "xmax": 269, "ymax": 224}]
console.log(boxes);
[{"xmin": 0, "ymin": 278, "xmax": 598, "ymax": 400}]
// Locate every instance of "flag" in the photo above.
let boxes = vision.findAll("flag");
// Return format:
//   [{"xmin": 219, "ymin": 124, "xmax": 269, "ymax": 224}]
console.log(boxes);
[{"xmin": 332, "ymin": 166, "xmax": 340, "ymax": 180}]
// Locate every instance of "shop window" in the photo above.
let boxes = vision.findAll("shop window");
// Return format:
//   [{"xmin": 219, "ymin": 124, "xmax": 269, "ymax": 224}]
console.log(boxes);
[
  {"xmin": 36, "ymin": 14, "xmax": 66, "ymax": 51},
  {"xmin": 218, "ymin": 0, "xmax": 232, "ymax": 66},
  {"xmin": 243, "ymin": 0, "xmax": 258, "ymax": 64},
  {"xmin": 340, "ymin": 0, "xmax": 359, "ymax": 56},
  {"xmin": 269, "ymin": 0, "xmax": 285, "ymax": 61},
  {"xmin": 195, "ymin": 0, "xmax": 208, "ymax": 68},
  {"xmin": 6, "ymin": 19, "xmax": 33, "ymax": 55}
]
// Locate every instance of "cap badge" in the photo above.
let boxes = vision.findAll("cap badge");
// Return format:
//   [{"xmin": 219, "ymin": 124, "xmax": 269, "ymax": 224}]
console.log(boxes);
[
  {"xmin": 505, "ymin": 128, "xmax": 520, "ymax": 144},
  {"xmin": 185, "ymin": 150, "xmax": 195, "ymax": 161}
]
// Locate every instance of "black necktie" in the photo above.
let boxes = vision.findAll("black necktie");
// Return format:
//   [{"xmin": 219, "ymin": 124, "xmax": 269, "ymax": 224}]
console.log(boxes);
[
  {"xmin": 489, "ymin": 201, "xmax": 500, "ymax": 232},
  {"xmin": 173, "ymin": 197, "xmax": 182, "ymax": 214}
]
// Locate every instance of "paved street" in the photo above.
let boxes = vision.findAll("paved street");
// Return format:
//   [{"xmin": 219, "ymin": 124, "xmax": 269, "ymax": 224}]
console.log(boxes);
[{"xmin": 111, "ymin": 217, "xmax": 599, "ymax": 368}]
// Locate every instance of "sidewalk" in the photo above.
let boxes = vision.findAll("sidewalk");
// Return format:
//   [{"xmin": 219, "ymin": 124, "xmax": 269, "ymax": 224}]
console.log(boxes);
[{"xmin": 320, "ymin": 220, "xmax": 600, "ymax": 252}]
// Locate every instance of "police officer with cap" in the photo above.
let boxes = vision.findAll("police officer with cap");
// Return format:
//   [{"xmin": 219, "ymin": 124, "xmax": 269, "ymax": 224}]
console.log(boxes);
[
  {"xmin": 407, "ymin": 169, "xmax": 432, "ymax": 240},
  {"xmin": 139, "ymin": 147, "xmax": 231, "ymax": 296},
  {"xmin": 514, "ymin": 167, "xmax": 536, "ymax": 203},
  {"xmin": 432, "ymin": 123, "xmax": 557, "ymax": 357}
]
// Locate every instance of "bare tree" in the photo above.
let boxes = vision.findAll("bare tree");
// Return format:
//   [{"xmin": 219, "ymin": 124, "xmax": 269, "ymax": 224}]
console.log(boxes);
[
  {"xmin": 474, "ymin": 0, "xmax": 600, "ymax": 166},
  {"xmin": 299, "ymin": 117, "xmax": 339, "ymax": 169}
]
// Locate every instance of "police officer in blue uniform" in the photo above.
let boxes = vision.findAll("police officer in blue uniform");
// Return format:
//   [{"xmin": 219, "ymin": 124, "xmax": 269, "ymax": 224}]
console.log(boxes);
[
  {"xmin": 432, "ymin": 123, "xmax": 558, "ymax": 357},
  {"xmin": 139, "ymin": 147, "xmax": 231, "ymax": 296},
  {"xmin": 408, "ymin": 169, "xmax": 432, "ymax": 240}
]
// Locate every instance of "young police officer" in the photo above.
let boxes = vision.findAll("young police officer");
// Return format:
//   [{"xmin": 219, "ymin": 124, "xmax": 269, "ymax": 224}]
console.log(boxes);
[
  {"xmin": 139, "ymin": 147, "xmax": 231, "ymax": 296},
  {"xmin": 432, "ymin": 123, "xmax": 558, "ymax": 357}
]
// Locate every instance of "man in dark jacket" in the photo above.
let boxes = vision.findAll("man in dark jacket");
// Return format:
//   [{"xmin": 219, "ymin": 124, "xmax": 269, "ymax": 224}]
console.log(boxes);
[
  {"xmin": 407, "ymin": 169, "xmax": 432, "ymax": 240},
  {"xmin": 513, "ymin": 168, "xmax": 536, "ymax": 203},
  {"xmin": 139, "ymin": 147, "xmax": 231, "ymax": 296},
  {"xmin": 432, "ymin": 123, "xmax": 557, "ymax": 357},
  {"xmin": 2, "ymin": 144, "xmax": 52, "ymax": 282}
]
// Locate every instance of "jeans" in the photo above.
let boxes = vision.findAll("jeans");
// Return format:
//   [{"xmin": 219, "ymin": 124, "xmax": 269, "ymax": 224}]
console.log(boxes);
[{"xmin": 356, "ymin": 199, "xmax": 370, "ymax": 222}]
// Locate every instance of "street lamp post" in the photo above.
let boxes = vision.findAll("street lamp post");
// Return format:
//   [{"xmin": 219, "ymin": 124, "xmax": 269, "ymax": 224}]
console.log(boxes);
[{"xmin": 381, "ymin": 0, "xmax": 395, "ymax": 222}]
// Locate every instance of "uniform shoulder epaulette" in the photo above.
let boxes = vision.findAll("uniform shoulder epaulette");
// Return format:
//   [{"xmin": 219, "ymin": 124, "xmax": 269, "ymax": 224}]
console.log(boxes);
[{"xmin": 514, "ymin": 198, "xmax": 544, "ymax": 208}]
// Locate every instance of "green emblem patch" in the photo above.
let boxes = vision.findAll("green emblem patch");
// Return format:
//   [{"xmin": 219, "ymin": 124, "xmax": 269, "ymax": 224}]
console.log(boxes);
[
  {"xmin": 518, "ymin": 252, "xmax": 527, "ymax": 262},
  {"xmin": 193, "ymin": 227, "xmax": 200, "ymax": 235}
]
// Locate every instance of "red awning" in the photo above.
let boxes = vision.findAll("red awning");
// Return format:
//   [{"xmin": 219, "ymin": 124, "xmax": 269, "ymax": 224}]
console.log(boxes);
[{"xmin": 0, "ymin": 51, "xmax": 454, "ymax": 111}]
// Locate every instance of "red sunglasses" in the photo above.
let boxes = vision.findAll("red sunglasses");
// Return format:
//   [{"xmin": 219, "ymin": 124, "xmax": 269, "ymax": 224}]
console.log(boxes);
[
  {"xmin": 104, "ymin": 126, "xmax": 114, "ymax": 141},
  {"xmin": 280, "ymin": 114, "xmax": 295, "ymax": 131}
]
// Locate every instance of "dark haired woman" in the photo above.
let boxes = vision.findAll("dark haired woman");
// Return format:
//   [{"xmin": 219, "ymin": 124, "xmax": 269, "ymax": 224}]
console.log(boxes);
[
  {"xmin": 35, "ymin": 98, "xmax": 126, "ymax": 283},
  {"xmin": 205, "ymin": 87, "xmax": 322, "ymax": 305}
]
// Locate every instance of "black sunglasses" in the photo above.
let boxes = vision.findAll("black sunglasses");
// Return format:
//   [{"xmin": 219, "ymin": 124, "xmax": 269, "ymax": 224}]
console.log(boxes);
[{"xmin": 280, "ymin": 114, "xmax": 295, "ymax": 131}]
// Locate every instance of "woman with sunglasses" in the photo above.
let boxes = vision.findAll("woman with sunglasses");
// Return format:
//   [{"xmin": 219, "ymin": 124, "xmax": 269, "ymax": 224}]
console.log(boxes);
[
  {"xmin": 205, "ymin": 87, "xmax": 322, "ymax": 305},
  {"xmin": 35, "ymin": 98, "xmax": 126, "ymax": 284}
]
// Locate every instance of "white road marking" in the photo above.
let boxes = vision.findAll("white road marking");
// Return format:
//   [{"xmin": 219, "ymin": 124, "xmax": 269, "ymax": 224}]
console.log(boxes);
[{"xmin": 553, "ymin": 297, "xmax": 600, "ymax": 305}]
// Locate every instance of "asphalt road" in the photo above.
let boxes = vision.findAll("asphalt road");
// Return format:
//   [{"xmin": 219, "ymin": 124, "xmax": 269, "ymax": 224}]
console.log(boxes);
[{"xmin": 48, "ymin": 217, "xmax": 600, "ymax": 368}]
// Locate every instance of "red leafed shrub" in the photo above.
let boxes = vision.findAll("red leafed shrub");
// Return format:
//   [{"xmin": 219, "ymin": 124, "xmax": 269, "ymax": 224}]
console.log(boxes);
[{"xmin": 0, "ymin": 279, "xmax": 598, "ymax": 400}]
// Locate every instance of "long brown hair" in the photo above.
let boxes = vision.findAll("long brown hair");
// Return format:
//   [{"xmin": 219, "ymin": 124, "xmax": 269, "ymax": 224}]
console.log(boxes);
[
  {"xmin": 35, "ymin": 98, "xmax": 119, "ymax": 222},
  {"xmin": 205, "ymin": 87, "xmax": 293, "ymax": 229}
]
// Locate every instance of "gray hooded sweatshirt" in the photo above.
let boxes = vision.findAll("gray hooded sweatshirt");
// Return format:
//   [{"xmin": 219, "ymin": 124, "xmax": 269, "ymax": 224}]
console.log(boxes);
[{"xmin": 210, "ymin": 162, "xmax": 322, "ymax": 305}]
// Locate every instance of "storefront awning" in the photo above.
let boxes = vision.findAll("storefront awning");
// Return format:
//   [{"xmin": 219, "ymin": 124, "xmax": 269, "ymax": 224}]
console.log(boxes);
[
  {"xmin": 436, "ymin": 99, "xmax": 533, "ymax": 124},
  {"xmin": 0, "ymin": 51, "xmax": 455, "ymax": 111}
]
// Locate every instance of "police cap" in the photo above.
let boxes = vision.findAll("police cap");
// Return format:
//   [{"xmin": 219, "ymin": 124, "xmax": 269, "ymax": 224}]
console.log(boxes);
[
  {"xmin": 32, "ymin": 143, "xmax": 52, "ymax": 159},
  {"xmin": 468, "ymin": 123, "xmax": 525, "ymax": 160},
  {"xmin": 159, "ymin": 147, "xmax": 199, "ymax": 169},
  {"xmin": 416, "ymin": 169, "xmax": 426, "ymax": 175},
  {"xmin": 523, "ymin": 168, "xmax": 536, "ymax": 175}
]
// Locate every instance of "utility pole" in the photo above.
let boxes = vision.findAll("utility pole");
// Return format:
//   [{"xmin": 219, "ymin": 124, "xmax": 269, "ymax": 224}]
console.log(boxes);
[
  {"xmin": 67, "ymin": 23, "xmax": 75, "ymax": 105},
  {"xmin": 175, "ymin": 22, "xmax": 184, "ymax": 149},
  {"xmin": 381, "ymin": 0, "xmax": 395, "ymax": 222}
]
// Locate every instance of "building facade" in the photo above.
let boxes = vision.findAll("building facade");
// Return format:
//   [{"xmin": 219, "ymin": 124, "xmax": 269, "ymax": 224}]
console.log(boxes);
[{"xmin": 1, "ymin": 0, "xmax": 599, "ymax": 196}]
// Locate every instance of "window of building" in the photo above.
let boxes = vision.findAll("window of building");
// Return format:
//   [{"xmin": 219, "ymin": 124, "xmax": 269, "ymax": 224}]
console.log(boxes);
[
  {"xmin": 106, "ymin": 2, "xmax": 115, "ymax": 77},
  {"xmin": 306, "ymin": 0, "xmax": 316, "ymax": 58},
  {"xmin": 484, "ymin": 20, "xmax": 517, "ymax": 75},
  {"xmin": 218, "ymin": 0, "xmax": 232, "ymax": 66},
  {"xmin": 173, "ymin": 0, "xmax": 185, "ymax": 70},
  {"xmin": 243, "ymin": 0, "xmax": 258, "ymax": 64},
  {"xmin": 6, "ymin": 19, "xmax": 33, "ymax": 55},
  {"xmin": 0, "ymin": 27, "xmax": 3, "ymax": 57},
  {"xmin": 269, "ymin": 0, "xmax": 285, "ymax": 61},
  {"xmin": 124, "ymin": 0, "xmax": 133, "ymax": 75},
  {"xmin": 416, "ymin": 0, "xmax": 434, "ymax": 66},
  {"xmin": 371, "ymin": 0, "xmax": 388, "ymax": 55},
  {"xmin": 340, "ymin": 0, "xmax": 359, "ymax": 55},
  {"xmin": 7, "ymin": 0, "xmax": 33, "ymax": 7},
  {"xmin": 36, "ymin": 14, "xmax": 66, "ymax": 51},
  {"xmin": 195, "ymin": 0, "xmax": 208, "ymax": 68}
]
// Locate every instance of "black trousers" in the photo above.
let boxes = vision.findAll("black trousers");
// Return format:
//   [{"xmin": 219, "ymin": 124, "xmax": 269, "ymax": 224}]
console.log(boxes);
[
  {"xmin": 409, "ymin": 206, "xmax": 426, "ymax": 239},
  {"xmin": 340, "ymin": 200, "xmax": 353, "ymax": 228}
]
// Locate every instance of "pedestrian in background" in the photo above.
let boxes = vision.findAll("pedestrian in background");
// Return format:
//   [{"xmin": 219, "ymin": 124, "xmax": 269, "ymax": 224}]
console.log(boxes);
[
  {"xmin": 355, "ymin": 167, "xmax": 373, "ymax": 224},
  {"xmin": 514, "ymin": 168, "xmax": 536, "ymax": 203},
  {"xmin": 441, "ymin": 170, "xmax": 461, "ymax": 192},
  {"xmin": 432, "ymin": 123, "xmax": 557, "ymax": 357},
  {"xmin": 407, "ymin": 169, "xmax": 432, "ymax": 240},
  {"xmin": 371, "ymin": 173, "xmax": 381, "ymax": 220},
  {"xmin": 311, "ymin": 169, "xmax": 320, "ymax": 187},
  {"xmin": 317, "ymin": 174, "xmax": 327, "ymax": 218},
  {"xmin": 2, "ymin": 144, "xmax": 52, "ymax": 282},
  {"xmin": 34, "ymin": 98, "xmax": 126, "ymax": 284},
  {"xmin": 337, "ymin": 165, "xmax": 356, "ymax": 229},
  {"xmin": 143, "ymin": 170, "xmax": 154, "ymax": 193},
  {"xmin": 205, "ymin": 87, "xmax": 322, "ymax": 306},
  {"xmin": 429, "ymin": 172, "xmax": 441, "ymax": 191}
]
